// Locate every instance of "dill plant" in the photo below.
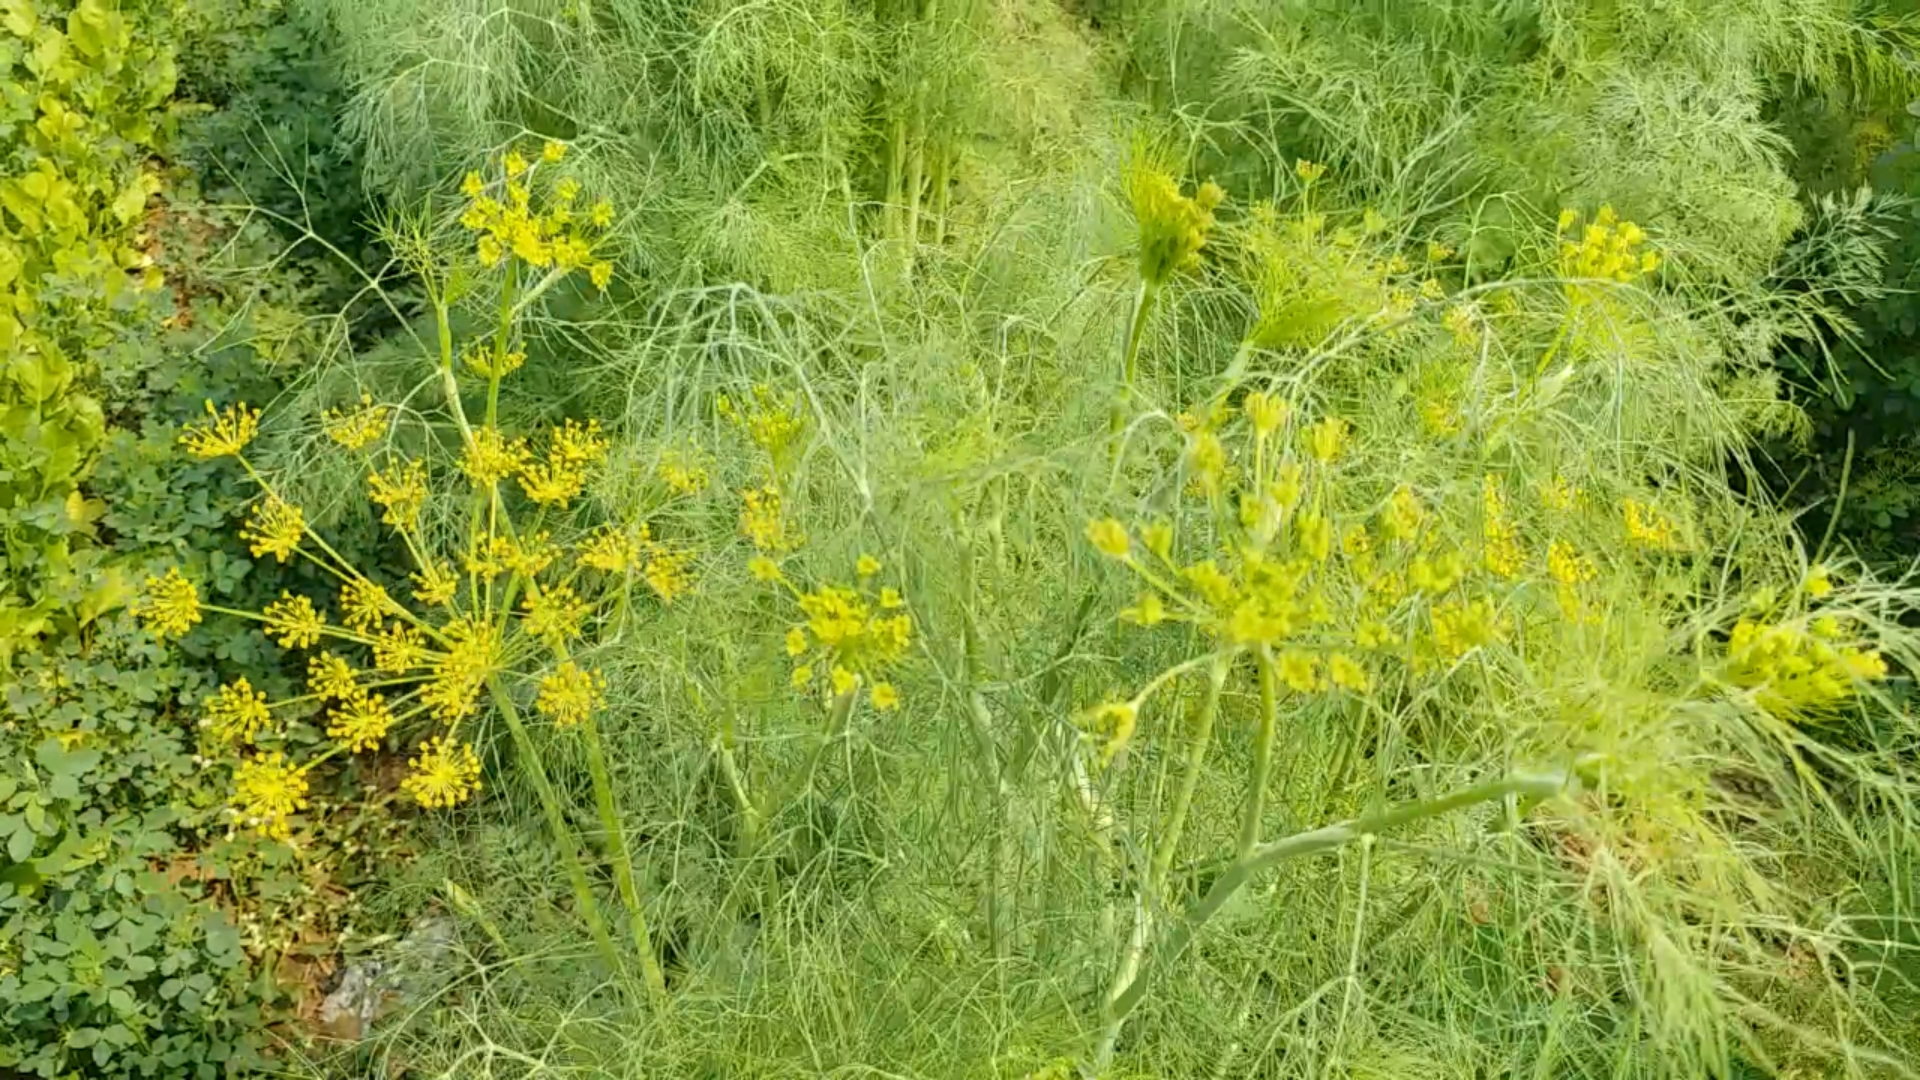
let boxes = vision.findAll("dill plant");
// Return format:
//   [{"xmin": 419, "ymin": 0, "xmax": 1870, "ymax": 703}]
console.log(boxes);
[{"xmin": 126, "ymin": 143, "xmax": 681, "ymax": 992}]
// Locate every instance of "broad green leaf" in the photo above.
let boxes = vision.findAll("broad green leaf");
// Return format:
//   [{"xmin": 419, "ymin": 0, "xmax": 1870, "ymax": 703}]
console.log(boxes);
[{"xmin": 0, "ymin": 0, "xmax": 33, "ymax": 39}]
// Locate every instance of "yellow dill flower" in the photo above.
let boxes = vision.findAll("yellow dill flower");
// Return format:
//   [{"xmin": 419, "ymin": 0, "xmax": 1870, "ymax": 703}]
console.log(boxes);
[
  {"xmin": 1244, "ymin": 391, "xmax": 1287, "ymax": 437},
  {"xmin": 740, "ymin": 485, "xmax": 797, "ymax": 552},
  {"xmin": 204, "ymin": 677, "xmax": 273, "ymax": 744},
  {"xmin": 517, "ymin": 457, "xmax": 589, "ymax": 507},
  {"xmin": 643, "ymin": 545, "xmax": 695, "ymax": 604},
  {"xmin": 459, "ymin": 427, "xmax": 530, "ymax": 486},
  {"xmin": 424, "ymin": 616, "xmax": 499, "ymax": 721},
  {"xmin": 339, "ymin": 579, "xmax": 395, "ymax": 632},
  {"xmin": 1726, "ymin": 616, "xmax": 1888, "ymax": 716},
  {"xmin": 1480, "ymin": 476, "xmax": 1524, "ymax": 580},
  {"xmin": 327, "ymin": 691, "xmax": 394, "ymax": 753},
  {"xmin": 1083, "ymin": 700, "xmax": 1138, "ymax": 764},
  {"xmin": 402, "ymin": 736, "xmax": 483, "ymax": 809},
  {"xmin": 536, "ymin": 661, "xmax": 606, "ymax": 729},
  {"xmin": 1123, "ymin": 152, "xmax": 1224, "ymax": 286},
  {"xmin": 542, "ymin": 139, "xmax": 567, "ymax": 163},
  {"xmin": 504, "ymin": 532, "xmax": 558, "ymax": 578},
  {"xmin": 1805, "ymin": 565, "xmax": 1834, "ymax": 599},
  {"xmin": 179, "ymin": 400, "xmax": 260, "ymax": 459},
  {"xmin": 134, "ymin": 567, "xmax": 202, "ymax": 640},
  {"xmin": 1381, "ymin": 485, "xmax": 1424, "ymax": 543},
  {"xmin": 591, "ymin": 200, "xmax": 614, "ymax": 229},
  {"xmin": 463, "ymin": 343, "xmax": 527, "ymax": 380},
  {"xmin": 1431, "ymin": 597, "xmax": 1504, "ymax": 660},
  {"xmin": 1187, "ymin": 430, "xmax": 1227, "ymax": 495},
  {"xmin": 504, "ymin": 149, "xmax": 529, "ymax": 177},
  {"xmin": 241, "ymin": 498, "xmax": 305, "ymax": 563},
  {"xmin": 477, "ymin": 235, "xmax": 504, "ymax": 266},
  {"xmin": 411, "ymin": 561, "xmax": 459, "ymax": 607},
  {"xmin": 461, "ymin": 171, "xmax": 486, "ymax": 198},
  {"xmin": 749, "ymin": 555, "xmax": 784, "ymax": 582},
  {"xmin": 1086, "ymin": 519, "xmax": 1131, "ymax": 560},
  {"xmin": 1277, "ymin": 650, "xmax": 1322, "ymax": 693},
  {"xmin": 522, "ymin": 583, "xmax": 589, "ymax": 647},
  {"xmin": 323, "ymin": 394, "xmax": 390, "ymax": 450},
  {"xmin": 1623, "ymin": 498, "xmax": 1680, "ymax": 550},
  {"xmin": 263, "ymin": 592, "xmax": 326, "ymax": 649},
  {"xmin": 465, "ymin": 534, "xmax": 514, "ymax": 581},
  {"xmin": 786, "ymin": 627, "xmax": 809, "ymax": 656},
  {"xmin": 1547, "ymin": 540, "xmax": 1596, "ymax": 586},
  {"xmin": 374, "ymin": 622, "xmax": 428, "ymax": 673},
  {"xmin": 798, "ymin": 585, "xmax": 914, "ymax": 674},
  {"xmin": 831, "ymin": 666, "xmax": 859, "ymax": 697},
  {"xmin": 1121, "ymin": 592, "xmax": 1168, "ymax": 626},
  {"xmin": 232, "ymin": 751, "xmax": 308, "ymax": 841},
  {"xmin": 1295, "ymin": 512, "xmax": 1333, "ymax": 562},
  {"xmin": 550, "ymin": 418, "xmax": 608, "ymax": 467},
  {"xmin": 368, "ymin": 460, "xmax": 428, "ymax": 528},
  {"xmin": 1442, "ymin": 304, "xmax": 1478, "ymax": 348},
  {"xmin": 1140, "ymin": 522, "xmax": 1174, "ymax": 564},
  {"xmin": 870, "ymin": 682, "xmax": 900, "ymax": 711},
  {"xmin": 307, "ymin": 652, "xmax": 360, "ymax": 701},
  {"xmin": 856, "ymin": 554, "xmax": 882, "ymax": 578},
  {"xmin": 1558, "ymin": 205, "xmax": 1658, "ymax": 285},
  {"xmin": 578, "ymin": 525, "xmax": 640, "ymax": 573},
  {"xmin": 1307, "ymin": 417, "xmax": 1349, "ymax": 464},
  {"xmin": 656, "ymin": 447, "xmax": 710, "ymax": 496},
  {"xmin": 880, "ymin": 587, "xmax": 904, "ymax": 609},
  {"xmin": 1328, "ymin": 653, "xmax": 1369, "ymax": 693},
  {"xmin": 791, "ymin": 664, "xmax": 814, "ymax": 689},
  {"xmin": 589, "ymin": 261, "xmax": 614, "ymax": 290}
]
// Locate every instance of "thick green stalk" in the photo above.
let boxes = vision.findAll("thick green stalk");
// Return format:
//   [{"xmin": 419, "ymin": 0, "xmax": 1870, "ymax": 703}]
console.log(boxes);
[
  {"xmin": 484, "ymin": 677, "xmax": 620, "ymax": 973},
  {"xmin": 578, "ymin": 706, "xmax": 667, "ymax": 998},
  {"xmin": 1096, "ymin": 769, "xmax": 1568, "ymax": 1063},
  {"xmin": 1238, "ymin": 648, "xmax": 1280, "ymax": 858},
  {"xmin": 1111, "ymin": 279, "xmax": 1159, "ymax": 438}
]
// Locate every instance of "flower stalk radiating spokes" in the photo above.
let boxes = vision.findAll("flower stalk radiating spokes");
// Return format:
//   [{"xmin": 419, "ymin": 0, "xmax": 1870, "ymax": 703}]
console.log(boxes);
[{"xmin": 129, "ymin": 144, "xmax": 685, "ymax": 988}]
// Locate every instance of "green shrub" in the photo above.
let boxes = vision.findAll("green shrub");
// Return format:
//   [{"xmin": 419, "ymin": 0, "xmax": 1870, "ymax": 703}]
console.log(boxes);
[{"xmin": 0, "ymin": 620, "xmax": 260, "ymax": 1079}]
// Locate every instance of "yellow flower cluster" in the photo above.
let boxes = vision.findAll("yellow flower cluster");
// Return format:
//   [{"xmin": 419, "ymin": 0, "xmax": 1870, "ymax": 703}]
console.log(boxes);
[
  {"xmin": 178, "ymin": 401, "xmax": 259, "ymax": 460},
  {"xmin": 369, "ymin": 460, "xmax": 428, "ymax": 528},
  {"xmin": 1725, "ymin": 615, "xmax": 1888, "ymax": 717},
  {"xmin": 231, "ymin": 751, "xmax": 308, "ymax": 841},
  {"xmin": 657, "ymin": 446, "xmax": 711, "ymax": 496},
  {"xmin": 1557, "ymin": 205, "xmax": 1659, "ymax": 285},
  {"xmin": 401, "ymin": 736, "xmax": 483, "ymax": 809},
  {"xmin": 327, "ymin": 691, "xmax": 396, "ymax": 753},
  {"xmin": 263, "ymin": 592, "xmax": 326, "ymax": 648},
  {"xmin": 719, "ymin": 384, "xmax": 808, "ymax": 469},
  {"xmin": 1124, "ymin": 159, "xmax": 1225, "ymax": 287},
  {"xmin": 242, "ymin": 498, "xmax": 305, "ymax": 563},
  {"xmin": 133, "ymin": 567, "xmax": 202, "ymax": 640},
  {"xmin": 1480, "ymin": 476, "xmax": 1524, "ymax": 580},
  {"xmin": 761, "ymin": 556, "xmax": 911, "ymax": 709},
  {"xmin": 459, "ymin": 142, "xmax": 614, "ymax": 286},
  {"xmin": 204, "ymin": 678, "xmax": 273, "ymax": 745},
  {"xmin": 324, "ymin": 395, "xmax": 390, "ymax": 450},
  {"xmin": 536, "ymin": 661, "xmax": 607, "ymax": 728},
  {"xmin": 1623, "ymin": 498, "xmax": 1681, "ymax": 550}
]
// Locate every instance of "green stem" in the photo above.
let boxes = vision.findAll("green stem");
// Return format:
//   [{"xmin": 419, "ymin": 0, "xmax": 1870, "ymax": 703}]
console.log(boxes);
[
  {"xmin": 1148, "ymin": 657, "xmax": 1227, "ymax": 897},
  {"xmin": 1111, "ymin": 279, "xmax": 1160, "ymax": 441},
  {"xmin": 1238, "ymin": 648, "xmax": 1279, "ymax": 858},
  {"xmin": 484, "ymin": 676, "xmax": 620, "ymax": 973},
  {"xmin": 1097, "ymin": 769, "xmax": 1567, "ymax": 1061},
  {"xmin": 578, "ymin": 706, "xmax": 667, "ymax": 998}
]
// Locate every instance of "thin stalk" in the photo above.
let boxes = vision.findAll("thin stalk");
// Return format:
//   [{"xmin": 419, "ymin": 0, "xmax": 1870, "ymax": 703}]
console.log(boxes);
[
  {"xmin": 1238, "ymin": 648, "xmax": 1279, "ymax": 858},
  {"xmin": 578, "ymin": 706, "xmax": 667, "ymax": 998},
  {"xmin": 1097, "ymin": 769, "xmax": 1568, "ymax": 1062},
  {"xmin": 1097, "ymin": 658, "xmax": 1227, "ymax": 1063},
  {"xmin": 484, "ymin": 676, "xmax": 620, "ymax": 973},
  {"xmin": 1149, "ymin": 657, "xmax": 1228, "ymax": 896}
]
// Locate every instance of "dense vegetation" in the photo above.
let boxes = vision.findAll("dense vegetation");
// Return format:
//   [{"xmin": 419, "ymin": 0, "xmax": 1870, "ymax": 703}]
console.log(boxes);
[{"xmin": 5, "ymin": 1, "xmax": 1920, "ymax": 1077}]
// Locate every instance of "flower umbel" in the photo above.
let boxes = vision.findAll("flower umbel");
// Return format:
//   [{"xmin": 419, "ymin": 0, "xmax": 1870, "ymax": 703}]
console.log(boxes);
[
  {"xmin": 232, "ymin": 752, "xmax": 308, "ymax": 841},
  {"xmin": 179, "ymin": 400, "xmax": 260, "ymax": 460},
  {"xmin": 402, "ymin": 736, "xmax": 483, "ymax": 809},
  {"xmin": 134, "ymin": 567, "xmax": 202, "ymax": 640},
  {"xmin": 536, "ymin": 661, "xmax": 606, "ymax": 729}
]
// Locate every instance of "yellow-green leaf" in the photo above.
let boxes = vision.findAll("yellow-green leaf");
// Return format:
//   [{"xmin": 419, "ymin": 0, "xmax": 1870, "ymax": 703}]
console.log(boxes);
[{"xmin": 1, "ymin": 0, "xmax": 34, "ymax": 39}]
